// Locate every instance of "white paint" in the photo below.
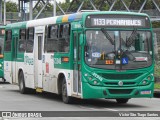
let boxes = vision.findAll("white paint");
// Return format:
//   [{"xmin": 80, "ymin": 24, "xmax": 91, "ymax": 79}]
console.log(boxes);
[{"xmin": 27, "ymin": 16, "xmax": 58, "ymax": 28}]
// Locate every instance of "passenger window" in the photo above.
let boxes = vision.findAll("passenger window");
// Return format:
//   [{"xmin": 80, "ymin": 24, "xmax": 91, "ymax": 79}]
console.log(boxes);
[
  {"xmin": 58, "ymin": 24, "xmax": 70, "ymax": 52},
  {"xmin": 18, "ymin": 29, "xmax": 26, "ymax": 52},
  {"xmin": 45, "ymin": 25, "xmax": 58, "ymax": 53},
  {"xmin": 26, "ymin": 27, "xmax": 34, "ymax": 53},
  {"xmin": 5, "ymin": 30, "xmax": 12, "ymax": 52}
]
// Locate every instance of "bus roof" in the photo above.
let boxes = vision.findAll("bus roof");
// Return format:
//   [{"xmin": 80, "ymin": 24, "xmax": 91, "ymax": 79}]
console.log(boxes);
[
  {"xmin": 0, "ymin": 25, "xmax": 5, "ymax": 29},
  {"xmin": 5, "ymin": 11, "xmax": 150, "ymax": 29}
]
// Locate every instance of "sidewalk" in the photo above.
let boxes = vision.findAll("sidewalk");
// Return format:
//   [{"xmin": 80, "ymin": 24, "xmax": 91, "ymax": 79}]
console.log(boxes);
[{"xmin": 154, "ymin": 89, "xmax": 160, "ymax": 94}]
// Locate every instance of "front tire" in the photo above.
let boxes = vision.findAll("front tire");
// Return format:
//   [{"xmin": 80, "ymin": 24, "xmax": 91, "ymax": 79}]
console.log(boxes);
[
  {"xmin": 19, "ymin": 71, "xmax": 28, "ymax": 94},
  {"xmin": 116, "ymin": 99, "xmax": 129, "ymax": 104},
  {"xmin": 62, "ymin": 78, "xmax": 72, "ymax": 104},
  {"xmin": 2, "ymin": 78, "xmax": 6, "ymax": 82}
]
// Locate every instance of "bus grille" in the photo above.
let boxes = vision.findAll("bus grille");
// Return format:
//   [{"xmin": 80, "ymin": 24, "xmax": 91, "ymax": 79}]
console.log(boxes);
[
  {"xmin": 104, "ymin": 82, "xmax": 136, "ymax": 86},
  {"xmin": 98, "ymin": 73, "xmax": 142, "ymax": 80},
  {"xmin": 108, "ymin": 89, "xmax": 133, "ymax": 94}
]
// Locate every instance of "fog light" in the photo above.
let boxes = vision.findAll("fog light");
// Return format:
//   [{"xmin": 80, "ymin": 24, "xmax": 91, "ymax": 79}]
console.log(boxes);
[
  {"xmin": 147, "ymin": 76, "xmax": 151, "ymax": 80},
  {"xmin": 142, "ymin": 80, "xmax": 147, "ymax": 85},
  {"xmin": 93, "ymin": 80, "xmax": 98, "ymax": 85},
  {"xmin": 84, "ymin": 73, "xmax": 88, "ymax": 77},
  {"xmin": 88, "ymin": 77, "xmax": 92, "ymax": 80}
]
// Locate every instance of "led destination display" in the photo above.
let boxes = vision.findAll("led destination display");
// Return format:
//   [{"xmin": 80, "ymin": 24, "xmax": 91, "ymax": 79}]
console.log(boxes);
[
  {"xmin": 85, "ymin": 14, "xmax": 150, "ymax": 28},
  {"xmin": 92, "ymin": 19, "xmax": 143, "ymax": 26}
]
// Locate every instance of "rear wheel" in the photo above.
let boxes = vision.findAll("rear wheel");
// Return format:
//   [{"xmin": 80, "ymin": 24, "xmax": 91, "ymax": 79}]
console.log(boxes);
[
  {"xmin": 62, "ymin": 78, "xmax": 72, "ymax": 104},
  {"xmin": 2, "ymin": 78, "xmax": 6, "ymax": 82},
  {"xmin": 19, "ymin": 71, "xmax": 28, "ymax": 94},
  {"xmin": 116, "ymin": 99, "xmax": 129, "ymax": 104}
]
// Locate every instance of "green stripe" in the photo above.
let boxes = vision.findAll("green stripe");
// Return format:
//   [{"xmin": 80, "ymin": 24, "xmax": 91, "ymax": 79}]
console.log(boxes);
[{"xmin": 56, "ymin": 16, "xmax": 63, "ymax": 24}]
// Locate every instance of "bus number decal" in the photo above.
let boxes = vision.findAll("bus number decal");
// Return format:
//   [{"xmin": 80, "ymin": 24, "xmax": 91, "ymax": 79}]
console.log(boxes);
[
  {"xmin": 24, "ymin": 56, "xmax": 34, "ymax": 65},
  {"xmin": 92, "ymin": 73, "xmax": 103, "ymax": 81},
  {"xmin": 54, "ymin": 58, "xmax": 61, "ymax": 64}
]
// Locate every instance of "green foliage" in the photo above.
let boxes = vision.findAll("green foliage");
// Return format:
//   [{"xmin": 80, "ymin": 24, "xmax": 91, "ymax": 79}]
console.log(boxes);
[
  {"xmin": 152, "ymin": 21, "xmax": 160, "ymax": 28},
  {"xmin": 154, "ymin": 62, "xmax": 160, "ymax": 78},
  {"xmin": 3, "ymin": 0, "xmax": 18, "ymax": 12},
  {"xmin": 155, "ymin": 83, "xmax": 160, "ymax": 89}
]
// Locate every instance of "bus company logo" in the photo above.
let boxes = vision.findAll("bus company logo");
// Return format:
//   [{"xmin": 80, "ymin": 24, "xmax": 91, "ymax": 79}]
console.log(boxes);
[
  {"xmin": 118, "ymin": 81, "xmax": 123, "ymax": 86},
  {"xmin": 2, "ymin": 112, "xmax": 42, "ymax": 118},
  {"xmin": 2, "ymin": 112, "xmax": 11, "ymax": 118},
  {"xmin": 54, "ymin": 58, "xmax": 61, "ymax": 64},
  {"xmin": 24, "ymin": 56, "xmax": 34, "ymax": 65}
]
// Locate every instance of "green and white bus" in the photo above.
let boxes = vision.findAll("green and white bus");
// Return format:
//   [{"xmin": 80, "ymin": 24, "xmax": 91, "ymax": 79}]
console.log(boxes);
[
  {"xmin": 4, "ymin": 11, "xmax": 154, "ymax": 104},
  {"xmin": 0, "ymin": 26, "xmax": 5, "ymax": 81}
]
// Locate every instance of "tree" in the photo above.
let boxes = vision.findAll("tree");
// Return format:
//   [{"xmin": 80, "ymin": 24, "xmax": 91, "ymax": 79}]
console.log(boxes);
[{"xmin": 3, "ymin": 0, "xmax": 18, "ymax": 12}]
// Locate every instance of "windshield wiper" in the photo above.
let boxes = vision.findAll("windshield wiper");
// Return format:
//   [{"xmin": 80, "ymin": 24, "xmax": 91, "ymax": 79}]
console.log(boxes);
[
  {"xmin": 101, "ymin": 28, "xmax": 114, "ymax": 45},
  {"xmin": 126, "ymin": 29, "xmax": 137, "ymax": 47}
]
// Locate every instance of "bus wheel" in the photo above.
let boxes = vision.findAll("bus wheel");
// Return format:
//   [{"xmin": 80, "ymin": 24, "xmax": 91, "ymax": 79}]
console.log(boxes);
[
  {"xmin": 2, "ymin": 78, "xmax": 6, "ymax": 82},
  {"xmin": 62, "ymin": 78, "xmax": 72, "ymax": 104},
  {"xmin": 19, "ymin": 72, "xmax": 28, "ymax": 94},
  {"xmin": 116, "ymin": 99, "xmax": 129, "ymax": 104}
]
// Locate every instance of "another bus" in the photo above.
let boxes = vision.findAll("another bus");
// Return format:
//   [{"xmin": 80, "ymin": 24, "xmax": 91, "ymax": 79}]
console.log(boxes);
[
  {"xmin": 4, "ymin": 11, "xmax": 154, "ymax": 104},
  {"xmin": 0, "ymin": 26, "xmax": 5, "ymax": 82}
]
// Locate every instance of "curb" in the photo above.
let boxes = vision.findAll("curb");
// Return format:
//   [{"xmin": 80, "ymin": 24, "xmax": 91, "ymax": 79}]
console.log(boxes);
[{"xmin": 154, "ymin": 89, "xmax": 160, "ymax": 93}]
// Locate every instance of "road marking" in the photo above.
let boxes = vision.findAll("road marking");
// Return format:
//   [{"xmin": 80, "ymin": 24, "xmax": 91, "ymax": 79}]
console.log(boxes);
[
  {"xmin": 0, "ymin": 86, "xmax": 4, "ymax": 88},
  {"xmin": 79, "ymin": 105, "xmax": 119, "ymax": 111}
]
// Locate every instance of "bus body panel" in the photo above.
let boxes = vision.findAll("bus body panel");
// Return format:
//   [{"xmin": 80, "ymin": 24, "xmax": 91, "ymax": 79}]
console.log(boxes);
[{"xmin": 3, "ymin": 11, "xmax": 154, "ymax": 101}]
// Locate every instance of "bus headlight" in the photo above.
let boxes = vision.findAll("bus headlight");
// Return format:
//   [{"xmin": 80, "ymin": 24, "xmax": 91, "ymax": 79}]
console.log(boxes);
[
  {"xmin": 93, "ymin": 80, "xmax": 98, "ymax": 85},
  {"xmin": 0, "ymin": 64, "xmax": 2, "ymax": 68},
  {"xmin": 84, "ymin": 73, "xmax": 88, "ymax": 77},
  {"xmin": 142, "ymin": 80, "xmax": 147, "ymax": 85},
  {"xmin": 147, "ymin": 76, "xmax": 151, "ymax": 80},
  {"xmin": 88, "ymin": 77, "xmax": 92, "ymax": 80}
]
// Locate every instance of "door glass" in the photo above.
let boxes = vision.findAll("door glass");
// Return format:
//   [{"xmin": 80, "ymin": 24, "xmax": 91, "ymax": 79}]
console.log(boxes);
[{"xmin": 38, "ymin": 36, "xmax": 42, "ymax": 60}]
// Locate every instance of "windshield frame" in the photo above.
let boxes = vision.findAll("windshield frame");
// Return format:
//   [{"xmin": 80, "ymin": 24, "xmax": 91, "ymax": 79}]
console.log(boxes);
[{"xmin": 84, "ymin": 28, "xmax": 153, "ymax": 70}]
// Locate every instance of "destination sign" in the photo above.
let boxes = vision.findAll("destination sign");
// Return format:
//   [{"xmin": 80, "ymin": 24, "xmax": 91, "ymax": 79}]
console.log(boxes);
[
  {"xmin": 85, "ymin": 14, "xmax": 150, "ymax": 28},
  {"xmin": 92, "ymin": 18, "xmax": 143, "ymax": 26}
]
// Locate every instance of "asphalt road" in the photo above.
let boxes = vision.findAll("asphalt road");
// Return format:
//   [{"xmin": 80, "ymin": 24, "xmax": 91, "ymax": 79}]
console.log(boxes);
[{"xmin": 0, "ymin": 80, "xmax": 160, "ymax": 120}]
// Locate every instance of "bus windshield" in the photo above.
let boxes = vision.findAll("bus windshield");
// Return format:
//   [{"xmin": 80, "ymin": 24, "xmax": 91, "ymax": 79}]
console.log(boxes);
[{"xmin": 85, "ymin": 30, "xmax": 152, "ymax": 70}]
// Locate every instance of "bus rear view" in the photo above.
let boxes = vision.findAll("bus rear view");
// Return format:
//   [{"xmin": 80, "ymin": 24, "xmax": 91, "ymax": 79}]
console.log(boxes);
[{"xmin": 82, "ymin": 12, "xmax": 154, "ymax": 103}]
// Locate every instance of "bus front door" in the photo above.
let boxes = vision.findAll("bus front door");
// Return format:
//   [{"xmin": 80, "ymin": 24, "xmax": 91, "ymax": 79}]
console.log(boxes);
[
  {"xmin": 34, "ymin": 34, "xmax": 43, "ymax": 89},
  {"xmin": 12, "ymin": 36, "xmax": 18, "ymax": 84},
  {"xmin": 73, "ymin": 32, "xmax": 82, "ymax": 96}
]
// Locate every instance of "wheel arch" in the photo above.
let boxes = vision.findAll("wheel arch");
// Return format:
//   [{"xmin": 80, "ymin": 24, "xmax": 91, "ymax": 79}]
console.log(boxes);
[
  {"xmin": 18, "ymin": 68, "xmax": 24, "ymax": 85},
  {"xmin": 57, "ymin": 72, "xmax": 66, "ymax": 95}
]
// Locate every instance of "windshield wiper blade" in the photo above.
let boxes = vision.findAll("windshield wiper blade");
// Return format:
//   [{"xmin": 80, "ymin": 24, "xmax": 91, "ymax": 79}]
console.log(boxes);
[
  {"xmin": 101, "ymin": 28, "xmax": 114, "ymax": 45},
  {"xmin": 126, "ymin": 29, "xmax": 137, "ymax": 47}
]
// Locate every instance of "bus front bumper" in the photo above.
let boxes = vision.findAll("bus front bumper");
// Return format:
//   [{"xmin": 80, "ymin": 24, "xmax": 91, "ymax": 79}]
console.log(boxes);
[{"xmin": 82, "ymin": 82, "xmax": 154, "ymax": 99}]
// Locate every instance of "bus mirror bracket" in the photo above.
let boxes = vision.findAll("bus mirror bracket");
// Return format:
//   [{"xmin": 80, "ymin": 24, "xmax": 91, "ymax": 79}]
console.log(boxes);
[{"xmin": 80, "ymin": 34, "xmax": 85, "ymax": 46}]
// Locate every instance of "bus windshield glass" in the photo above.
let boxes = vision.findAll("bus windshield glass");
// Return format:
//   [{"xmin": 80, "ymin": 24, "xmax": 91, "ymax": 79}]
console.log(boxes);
[{"xmin": 85, "ymin": 30, "xmax": 152, "ymax": 70}]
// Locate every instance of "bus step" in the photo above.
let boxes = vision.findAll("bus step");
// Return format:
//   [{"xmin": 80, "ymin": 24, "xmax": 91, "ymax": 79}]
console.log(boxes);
[{"xmin": 36, "ymin": 88, "xmax": 43, "ymax": 93}]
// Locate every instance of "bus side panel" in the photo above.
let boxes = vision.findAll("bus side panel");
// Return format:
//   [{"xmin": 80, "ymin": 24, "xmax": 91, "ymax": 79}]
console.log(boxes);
[
  {"xmin": 4, "ymin": 61, "xmax": 12, "ymax": 83},
  {"xmin": 42, "ymin": 53, "xmax": 57, "ymax": 93},
  {"xmin": 23, "ymin": 53, "xmax": 35, "ymax": 89}
]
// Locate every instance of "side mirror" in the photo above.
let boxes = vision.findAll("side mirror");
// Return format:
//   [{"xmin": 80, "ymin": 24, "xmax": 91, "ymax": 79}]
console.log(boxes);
[{"xmin": 80, "ymin": 34, "xmax": 85, "ymax": 46}]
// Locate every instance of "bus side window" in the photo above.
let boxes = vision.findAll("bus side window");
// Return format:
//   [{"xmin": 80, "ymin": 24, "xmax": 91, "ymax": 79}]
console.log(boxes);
[
  {"xmin": 26, "ymin": 27, "xmax": 34, "ymax": 53},
  {"xmin": 18, "ymin": 29, "xmax": 26, "ymax": 52},
  {"xmin": 45, "ymin": 25, "xmax": 58, "ymax": 53},
  {"xmin": 5, "ymin": 30, "xmax": 12, "ymax": 52},
  {"xmin": 58, "ymin": 24, "xmax": 70, "ymax": 52}
]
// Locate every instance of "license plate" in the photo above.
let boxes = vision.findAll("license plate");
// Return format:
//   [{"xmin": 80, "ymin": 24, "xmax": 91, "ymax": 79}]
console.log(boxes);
[{"xmin": 141, "ymin": 90, "xmax": 151, "ymax": 95}]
